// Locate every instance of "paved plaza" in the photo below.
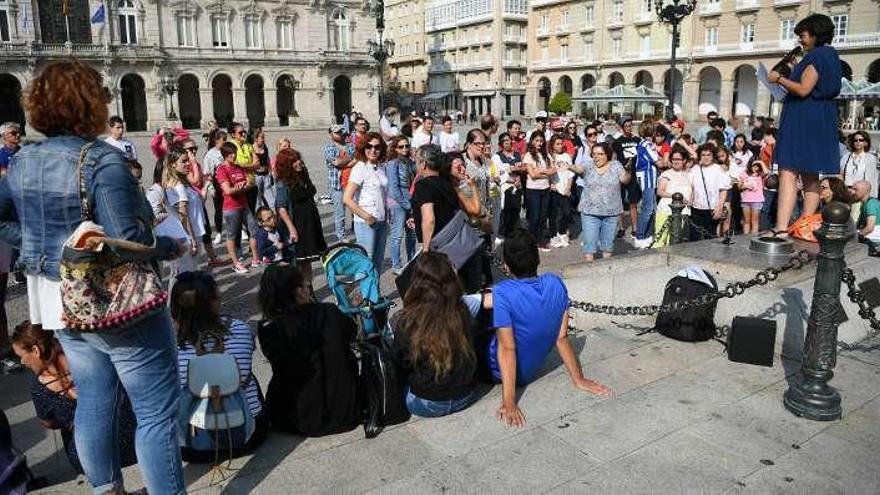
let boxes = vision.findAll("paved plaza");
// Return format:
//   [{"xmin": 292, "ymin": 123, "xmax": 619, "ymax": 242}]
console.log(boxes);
[{"xmin": 2, "ymin": 129, "xmax": 879, "ymax": 493}]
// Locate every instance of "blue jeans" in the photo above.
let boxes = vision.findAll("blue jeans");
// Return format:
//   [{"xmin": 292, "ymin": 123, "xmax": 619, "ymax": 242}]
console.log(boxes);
[
  {"xmin": 354, "ymin": 220, "xmax": 388, "ymax": 273},
  {"xmin": 56, "ymin": 313, "xmax": 184, "ymax": 495},
  {"xmin": 406, "ymin": 389, "xmax": 477, "ymax": 418},
  {"xmin": 332, "ymin": 188, "xmax": 346, "ymax": 242},
  {"xmin": 581, "ymin": 214, "xmax": 618, "ymax": 254},
  {"xmin": 525, "ymin": 188, "xmax": 551, "ymax": 243},
  {"xmin": 636, "ymin": 187, "xmax": 656, "ymax": 240},
  {"xmin": 760, "ymin": 189, "xmax": 777, "ymax": 231},
  {"xmin": 389, "ymin": 205, "xmax": 416, "ymax": 270}
]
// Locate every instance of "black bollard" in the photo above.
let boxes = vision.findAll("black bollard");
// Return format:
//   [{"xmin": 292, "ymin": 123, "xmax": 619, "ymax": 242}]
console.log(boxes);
[
  {"xmin": 783, "ymin": 201, "xmax": 851, "ymax": 421},
  {"xmin": 670, "ymin": 193, "xmax": 686, "ymax": 245}
]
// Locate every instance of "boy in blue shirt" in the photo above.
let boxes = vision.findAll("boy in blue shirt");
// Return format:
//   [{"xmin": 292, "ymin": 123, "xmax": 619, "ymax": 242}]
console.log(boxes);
[{"xmin": 488, "ymin": 228, "xmax": 611, "ymax": 428}]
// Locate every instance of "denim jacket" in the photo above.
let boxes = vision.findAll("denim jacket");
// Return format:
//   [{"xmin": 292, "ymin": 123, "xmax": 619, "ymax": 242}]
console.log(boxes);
[
  {"xmin": 386, "ymin": 157, "xmax": 416, "ymax": 212},
  {"xmin": 0, "ymin": 136, "xmax": 177, "ymax": 280}
]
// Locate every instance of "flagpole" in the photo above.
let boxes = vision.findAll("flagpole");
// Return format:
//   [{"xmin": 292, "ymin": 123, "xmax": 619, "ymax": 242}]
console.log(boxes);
[{"xmin": 62, "ymin": 0, "xmax": 70, "ymax": 44}]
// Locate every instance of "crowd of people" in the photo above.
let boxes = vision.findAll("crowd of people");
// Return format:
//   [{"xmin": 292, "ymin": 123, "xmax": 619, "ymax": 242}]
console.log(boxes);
[{"xmin": 1, "ymin": 16, "xmax": 880, "ymax": 491}]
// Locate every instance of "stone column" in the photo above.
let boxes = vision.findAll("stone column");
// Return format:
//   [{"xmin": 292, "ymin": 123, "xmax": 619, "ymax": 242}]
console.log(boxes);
[
  {"xmin": 682, "ymin": 77, "xmax": 701, "ymax": 123},
  {"xmin": 264, "ymin": 87, "xmax": 280, "ymax": 128},
  {"xmin": 199, "ymin": 88, "xmax": 213, "ymax": 129},
  {"xmin": 755, "ymin": 82, "xmax": 771, "ymax": 119},
  {"xmin": 718, "ymin": 77, "xmax": 735, "ymax": 121},
  {"xmin": 233, "ymin": 88, "xmax": 249, "ymax": 129}
]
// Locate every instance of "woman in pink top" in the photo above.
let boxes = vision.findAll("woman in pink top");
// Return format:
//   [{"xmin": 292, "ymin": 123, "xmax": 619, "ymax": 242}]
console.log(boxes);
[{"xmin": 739, "ymin": 160, "xmax": 766, "ymax": 234}]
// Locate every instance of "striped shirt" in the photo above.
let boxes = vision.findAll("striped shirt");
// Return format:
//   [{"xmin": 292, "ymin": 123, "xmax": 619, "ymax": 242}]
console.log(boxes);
[{"xmin": 177, "ymin": 318, "xmax": 262, "ymax": 418}]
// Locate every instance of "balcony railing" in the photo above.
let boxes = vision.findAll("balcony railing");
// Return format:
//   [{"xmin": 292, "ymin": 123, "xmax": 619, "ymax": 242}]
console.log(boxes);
[
  {"xmin": 503, "ymin": 35, "xmax": 528, "ymax": 43},
  {"xmin": 633, "ymin": 10, "xmax": 653, "ymax": 24},
  {"xmin": 833, "ymin": 32, "xmax": 880, "ymax": 48},
  {"xmin": 606, "ymin": 14, "xmax": 626, "ymax": 27},
  {"xmin": 537, "ymin": 26, "xmax": 550, "ymax": 37},
  {"xmin": 773, "ymin": 0, "xmax": 800, "ymax": 5},
  {"xmin": 699, "ymin": 2, "xmax": 722, "ymax": 15},
  {"xmin": 734, "ymin": 0, "xmax": 760, "ymax": 10},
  {"xmin": 692, "ymin": 33, "xmax": 879, "ymax": 55}
]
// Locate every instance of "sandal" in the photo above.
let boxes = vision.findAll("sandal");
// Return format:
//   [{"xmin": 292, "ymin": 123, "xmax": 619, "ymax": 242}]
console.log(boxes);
[{"xmin": 761, "ymin": 228, "xmax": 789, "ymax": 239}]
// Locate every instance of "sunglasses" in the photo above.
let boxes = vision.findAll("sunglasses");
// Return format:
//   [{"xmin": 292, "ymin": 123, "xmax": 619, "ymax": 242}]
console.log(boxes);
[
  {"xmin": 586, "ymin": 132, "xmax": 597, "ymax": 137},
  {"xmin": 185, "ymin": 146, "xmax": 198, "ymax": 153},
  {"xmin": 365, "ymin": 143, "xmax": 382, "ymax": 151},
  {"xmin": 853, "ymin": 138, "xmax": 865, "ymax": 143},
  {"xmin": 397, "ymin": 144, "xmax": 410, "ymax": 149}
]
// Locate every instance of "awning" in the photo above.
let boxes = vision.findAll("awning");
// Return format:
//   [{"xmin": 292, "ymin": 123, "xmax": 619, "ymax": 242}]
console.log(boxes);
[
  {"xmin": 461, "ymin": 91, "xmax": 496, "ymax": 97},
  {"xmin": 420, "ymin": 92, "xmax": 452, "ymax": 101},
  {"xmin": 573, "ymin": 85, "xmax": 668, "ymax": 103},
  {"xmin": 837, "ymin": 79, "xmax": 880, "ymax": 100}
]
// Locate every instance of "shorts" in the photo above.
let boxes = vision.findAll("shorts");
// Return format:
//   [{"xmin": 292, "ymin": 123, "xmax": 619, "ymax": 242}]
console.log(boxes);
[
  {"xmin": 223, "ymin": 207, "xmax": 259, "ymax": 241},
  {"xmin": 27, "ymin": 275, "xmax": 64, "ymax": 330},
  {"xmin": 620, "ymin": 181, "xmax": 642, "ymax": 206},
  {"xmin": 742, "ymin": 201, "xmax": 763, "ymax": 210}
]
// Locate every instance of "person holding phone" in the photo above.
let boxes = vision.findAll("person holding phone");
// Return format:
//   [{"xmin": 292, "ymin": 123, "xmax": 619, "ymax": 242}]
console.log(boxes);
[{"xmin": 343, "ymin": 132, "xmax": 389, "ymax": 272}]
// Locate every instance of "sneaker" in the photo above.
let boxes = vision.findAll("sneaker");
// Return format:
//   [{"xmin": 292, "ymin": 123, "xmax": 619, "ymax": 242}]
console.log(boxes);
[
  {"xmin": 538, "ymin": 244, "xmax": 552, "ymax": 253},
  {"xmin": 641, "ymin": 236, "xmax": 653, "ymax": 249},
  {"xmin": 549, "ymin": 235, "xmax": 565, "ymax": 248},
  {"xmin": 633, "ymin": 238, "xmax": 646, "ymax": 249},
  {"xmin": 242, "ymin": 231, "xmax": 249, "ymax": 241},
  {"xmin": 213, "ymin": 233, "xmax": 223, "ymax": 245},
  {"xmin": 232, "ymin": 262, "xmax": 248, "ymax": 274},
  {"xmin": 561, "ymin": 233, "xmax": 570, "ymax": 246},
  {"xmin": 207, "ymin": 257, "xmax": 231, "ymax": 268},
  {"xmin": 616, "ymin": 229, "xmax": 625, "ymax": 239}
]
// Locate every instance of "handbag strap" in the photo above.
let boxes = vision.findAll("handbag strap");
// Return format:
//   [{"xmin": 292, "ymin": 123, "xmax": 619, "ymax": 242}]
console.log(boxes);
[
  {"xmin": 842, "ymin": 153, "xmax": 853, "ymax": 182},
  {"xmin": 76, "ymin": 141, "xmax": 98, "ymax": 221},
  {"xmin": 699, "ymin": 165, "xmax": 712, "ymax": 210}
]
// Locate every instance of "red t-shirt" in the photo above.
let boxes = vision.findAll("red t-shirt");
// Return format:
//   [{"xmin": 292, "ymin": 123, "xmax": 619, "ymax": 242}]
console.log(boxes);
[{"xmin": 215, "ymin": 163, "xmax": 249, "ymax": 211}]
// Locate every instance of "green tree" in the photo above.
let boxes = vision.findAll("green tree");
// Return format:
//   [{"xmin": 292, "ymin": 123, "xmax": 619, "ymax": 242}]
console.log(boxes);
[{"xmin": 547, "ymin": 91, "xmax": 572, "ymax": 115}]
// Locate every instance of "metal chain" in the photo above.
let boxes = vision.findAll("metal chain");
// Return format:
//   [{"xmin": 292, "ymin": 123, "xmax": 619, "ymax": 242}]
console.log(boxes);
[
  {"xmin": 838, "ymin": 267, "xmax": 880, "ymax": 351},
  {"xmin": 682, "ymin": 215, "xmax": 717, "ymax": 242},
  {"xmin": 646, "ymin": 215, "xmax": 673, "ymax": 249},
  {"xmin": 567, "ymin": 250, "xmax": 813, "ymax": 319}
]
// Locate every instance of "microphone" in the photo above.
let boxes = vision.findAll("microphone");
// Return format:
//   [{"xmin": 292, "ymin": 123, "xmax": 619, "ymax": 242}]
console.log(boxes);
[{"xmin": 772, "ymin": 46, "xmax": 802, "ymax": 77}]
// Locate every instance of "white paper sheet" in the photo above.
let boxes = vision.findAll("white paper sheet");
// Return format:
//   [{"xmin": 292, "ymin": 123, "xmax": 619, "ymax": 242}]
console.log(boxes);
[{"xmin": 758, "ymin": 62, "xmax": 788, "ymax": 101}]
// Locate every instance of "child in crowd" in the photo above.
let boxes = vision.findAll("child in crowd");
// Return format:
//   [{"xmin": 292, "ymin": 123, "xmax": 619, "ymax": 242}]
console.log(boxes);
[
  {"xmin": 255, "ymin": 207, "xmax": 293, "ymax": 264},
  {"xmin": 739, "ymin": 160, "xmax": 766, "ymax": 235},
  {"xmin": 216, "ymin": 141, "xmax": 261, "ymax": 274},
  {"xmin": 653, "ymin": 145, "xmax": 693, "ymax": 247}
]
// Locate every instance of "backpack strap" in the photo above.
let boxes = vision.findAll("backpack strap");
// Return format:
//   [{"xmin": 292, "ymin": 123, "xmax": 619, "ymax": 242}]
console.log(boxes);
[{"xmin": 76, "ymin": 141, "xmax": 98, "ymax": 222}]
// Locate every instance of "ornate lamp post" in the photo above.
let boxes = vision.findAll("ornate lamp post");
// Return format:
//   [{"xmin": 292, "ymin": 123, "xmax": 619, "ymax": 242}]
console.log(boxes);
[
  {"xmin": 655, "ymin": 0, "xmax": 697, "ymax": 120},
  {"xmin": 367, "ymin": 0, "xmax": 395, "ymax": 115},
  {"xmin": 162, "ymin": 75, "xmax": 178, "ymax": 120}
]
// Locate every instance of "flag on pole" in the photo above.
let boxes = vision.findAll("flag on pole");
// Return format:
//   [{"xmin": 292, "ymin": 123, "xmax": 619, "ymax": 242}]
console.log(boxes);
[
  {"xmin": 19, "ymin": 2, "xmax": 31, "ymax": 35},
  {"xmin": 62, "ymin": 0, "xmax": 69, "ymax": 16},
  {"xmin": 90, "ymin": 3, "xmax": 105, "ymax": 24}
]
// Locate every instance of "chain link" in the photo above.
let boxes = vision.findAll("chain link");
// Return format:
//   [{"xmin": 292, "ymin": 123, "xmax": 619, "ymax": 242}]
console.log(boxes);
[
  {"xmin": 682, "ymin": 215, "xmax": 717, "ymax": 242},
  {"xmin": 838, "ymin": 267, "xmax": 880, "ymax": 351},
  {"xmin": 645, "ymin": 215, "xmax": 673, "ymax": 249}
]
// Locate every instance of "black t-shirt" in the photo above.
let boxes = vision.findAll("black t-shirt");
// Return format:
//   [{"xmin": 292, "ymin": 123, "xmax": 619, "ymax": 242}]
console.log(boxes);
[
  {"xmin": 612, "ymin": 134, "xmax": 640, "ymax": 164},
  {"xmin": 411, "ymin": 175, "xmax": 459, "ymax": 243},
  {"xmin": 391, "ymin": 308, "xmax": 477, "ymax": 401}
]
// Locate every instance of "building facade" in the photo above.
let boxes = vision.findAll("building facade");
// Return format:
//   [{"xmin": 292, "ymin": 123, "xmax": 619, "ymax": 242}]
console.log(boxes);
[
  {"xmin": 0, "ymin": 0, "xmax": 382, "ymax": 133},
  {"xmin": 385, "ymin": 0, "xmax": 427, "ymax": 108},
  {"xmin": 527, "ymin": 0, "xmax": 880, "ymax": 122},
  {"xmin": 423, "ymin": 0, "xmax": 530, "ymax": 118}
]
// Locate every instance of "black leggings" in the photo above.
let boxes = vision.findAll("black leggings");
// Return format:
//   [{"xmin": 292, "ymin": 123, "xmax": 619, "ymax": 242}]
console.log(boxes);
[{"xmin": 690, "ymin": 208, "xmax": 718, "ymax": 241}]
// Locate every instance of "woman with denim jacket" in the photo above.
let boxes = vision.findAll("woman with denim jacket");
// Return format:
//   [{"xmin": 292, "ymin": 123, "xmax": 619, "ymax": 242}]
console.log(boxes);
[
  {"xmin": 0, "ymin": 61, "xmax": 186, "ymax": 494},
  {"xmin": 386, "ymin": 136, "xmax": 418, "ymax": 275}
]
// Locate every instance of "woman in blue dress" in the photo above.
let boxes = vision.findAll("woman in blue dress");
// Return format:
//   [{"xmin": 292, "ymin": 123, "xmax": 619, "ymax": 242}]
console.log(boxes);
[{"xmin": 767, "ymin": 14, "xmax": 841, "ymax": 235}]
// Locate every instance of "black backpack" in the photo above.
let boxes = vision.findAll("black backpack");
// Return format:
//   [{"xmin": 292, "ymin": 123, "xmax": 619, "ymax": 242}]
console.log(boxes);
[
  {"xmin": 0, "ymin": 410, "xmax": 29, "ymax": 495},
  {"xmin": 358, "ymin": 335, "xmax": 410, "ymax": 438},
  {"xmin": 654, "ymin": 270, "xmax": 718, "ymax": 342}
]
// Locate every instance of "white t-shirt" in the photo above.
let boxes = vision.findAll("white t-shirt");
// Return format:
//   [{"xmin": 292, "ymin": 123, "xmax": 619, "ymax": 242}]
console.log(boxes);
[
  {"xmin": 203, "ymin": 148, "xmax": 223, "ymax": 177},
  {"xmin": 523, "ymin": 152, "xmax": 552, "ymax": 190},
  {"xmin": 690, "ymin": 164, "xmax": 731, "ymax": 210},
  {"xmin": 438, "ymin": 131, "xmax": 460, "ymax": 152},
  {"xmin": 657, "ymin": 169, "xmax": 693, "ymax": 215},
  {"xmin": 104, "ymin": 136, "xmax": 137, "ymax": 161},
  {"xmin": 410, "ymin": 129, "xmax": 433, "ymax": 149},
  {"xmin": 549, "ymin": 153, "xmax": 574, "ymax": 195},
  {"xmin": 349, "ymin": 161, "xmax": 388, "ymax": 223},
  {"xmin": 165, "ymin": 183, "xmax": 206, "ymax": 239},
  {"xmin": 379, "ymin": 116, "xmax": 400, "ymax": 140}
]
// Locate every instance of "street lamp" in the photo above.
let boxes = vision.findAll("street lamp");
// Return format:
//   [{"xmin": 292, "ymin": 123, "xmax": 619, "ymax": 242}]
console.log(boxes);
[
  {"xmin": 367, "ymin": 0, "xmax": 395, "ymax": 115},
  {"xmin": 655, "ymin": 0, "xmax": 697, "ymax": 120},
  {"xmin": 162, "ymin": 76, "xmax": 178, "ymax": 120}
]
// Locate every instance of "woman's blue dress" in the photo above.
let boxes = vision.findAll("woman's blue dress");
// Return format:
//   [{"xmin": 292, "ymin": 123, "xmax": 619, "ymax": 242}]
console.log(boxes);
[{"xmin": 775, "ymin": 45, "xmax": 842, "ymax": 174}]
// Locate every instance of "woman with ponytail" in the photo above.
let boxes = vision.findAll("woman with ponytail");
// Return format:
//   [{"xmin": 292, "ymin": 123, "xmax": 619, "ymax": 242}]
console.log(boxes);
[{"xmin": 11, "ymin": 322, "xmax": 138, "ymax": 475}]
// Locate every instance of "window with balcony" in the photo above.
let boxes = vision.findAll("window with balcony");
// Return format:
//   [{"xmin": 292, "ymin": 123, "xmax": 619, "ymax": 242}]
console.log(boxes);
[
  {"xmin": 330, "ymin": 9, "xmax": 349, "ymax": 50},
  {"xmin": 176, "ymin": 14, "xmax": 195, "ymax": 46},
  {"xmin": 584, "ymin": 40, "xmax": 593, "ymax": 59},
  {"xmin": 244, "ymin": 16, "xmax": 261, "ymax": 48},
  {"xmin": 780, "ymin": 19, "xmax": 794, "ymax": 42},
  {"xmin": 642, "ymin": 0, "xmax": 652, "ymax": 13},
  {"xmin": 561, "ymin": 10, "xmax": 569, "ymax": 30},
  {"xmin": 1, "ymin": 1, "xmax": 11, "ymax": 42},
  {"xmin": 541, "ymin": 44, "xmax": 549, "ymax": 60},
  {"xmin": 540, "ymin": 13, "xmax": 548, "ymax": 33},
  {"xmin": 212, "ymin": 16, "xmax": 229, "ymax": 47},
  {"xmin": 612, "ymin": 0, "xmax": 624, "ymax": 22},
  {"xmin": 705, "ymin": 26, "xmax": 718, "ymax": 50},
  {"xmin": 612, "ymin": 37, "xmax": 622, "ymax": 58},
  {"xmin": 640, "ymin": 33, "xmax": 650, "ymax": 56},
  {"xmin": 560, "ymin": 43, "xmax": 568, "ymax": 61},
  {"xmin": 831, "ymin": 14, "xmax": 847, "ymax": 41},
  {"xmin": 277, "ymin": 18, "xmax": 292, "ymax": 49},
  {"xmin": 506, "ymin": 72, "xmax": 513, "ymax": 85},
  {"xmin": 117, "ymin": 0, "xmax": 138, "ymax": 44},
  {"xmin": 741, "ymin": 23, "xmax": 755, "ymax": 44},
  {"xmin": 584, "ymin": 5, "xmax": 594, "ymax": 25}
]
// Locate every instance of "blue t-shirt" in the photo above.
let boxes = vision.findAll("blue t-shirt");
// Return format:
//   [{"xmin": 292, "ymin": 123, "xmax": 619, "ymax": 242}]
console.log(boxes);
[{"xmin": 488, "ymin": 273, "xmax": 569, "ymax": 384}]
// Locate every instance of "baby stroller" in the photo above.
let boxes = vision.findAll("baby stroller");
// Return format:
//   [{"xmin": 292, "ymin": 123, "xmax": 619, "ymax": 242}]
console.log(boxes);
[{"xmin": 321, "ymin": 243, "xmax": 393, "ymax": 338}]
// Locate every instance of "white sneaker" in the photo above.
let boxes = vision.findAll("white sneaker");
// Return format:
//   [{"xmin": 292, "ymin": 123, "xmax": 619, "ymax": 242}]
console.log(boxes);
[
  {"xmin": 242, "ymin": 231, "xmax": 249, "ymax": 241},
  {"xmin": 641, "ymin": 236, "xmax": 653, "ymax": 249},
  {"xmin": 213, "ymin": 233, "xmax": 223, "ymax": 245},
  {"xmin": 550, "ymin": 235, "xmax": 565, "ymax": 248},
  {"xmin": 633, "ymin": 238, "xmax": 645, "ymax": 249},
  {"xmin": 560, "ymin": 233, "xmax": 570, "ymax": 247}
]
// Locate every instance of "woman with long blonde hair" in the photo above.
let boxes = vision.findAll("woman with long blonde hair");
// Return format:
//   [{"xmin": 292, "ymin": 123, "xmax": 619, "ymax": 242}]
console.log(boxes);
[{"xmin": 393, "ymin": 252, "xmax": 480, "ymax": 417}]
